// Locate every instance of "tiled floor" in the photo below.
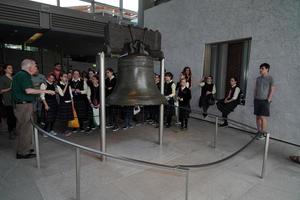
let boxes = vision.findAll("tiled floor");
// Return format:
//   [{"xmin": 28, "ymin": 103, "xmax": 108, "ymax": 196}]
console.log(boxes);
[{"xmin": 0, "ymin": 117, "xmax": 299, "ymax": 200}]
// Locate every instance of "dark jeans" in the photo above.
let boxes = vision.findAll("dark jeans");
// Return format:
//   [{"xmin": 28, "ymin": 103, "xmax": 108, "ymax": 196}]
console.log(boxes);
[
  {"xmin": 5, "ymin": 105, "xmax": 16, "ymax": 132},
  {"xmin": 107, "ymin": 105, "xmax": 119, "ymax": 127},
  {"xmin": 123, "ymin": 106, "xmax": 133, "ymax": 127},
  {"xmin": 217, "ymin": 99, "xmax": 238, "ymax": 123},
  {"xmin": 199, "ymin": 95, "xmax": 212, "ymax": 114},
  {"xmin": 165, "ymin": 99, "xmax": 175, "ymax": 126},
  {"xmin": 179, "ymin": 106, "xmax": 189, "ymax": 128}
]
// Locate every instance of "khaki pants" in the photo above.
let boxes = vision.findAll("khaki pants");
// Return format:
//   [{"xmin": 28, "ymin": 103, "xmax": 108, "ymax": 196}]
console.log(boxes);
[{"xmin": 14, "ymin": 103, "xmax": 33, "ymax": 155}]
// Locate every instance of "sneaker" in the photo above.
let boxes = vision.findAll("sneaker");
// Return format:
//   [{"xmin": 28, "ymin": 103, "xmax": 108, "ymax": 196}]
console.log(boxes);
[
  {"xmin": 152, "ymin": 122, "xmax": 158, "ymax": 126},
  {"xmin": 147, "ymin": 120, "xmax": 154, "ymax": 124},
  {"xmin": 16, "ymin": 153, "xmax": 36, "ymax": 159},
  {"xmin": 85, "ymin": 128, "xmax": 92, "ymax": 133},
  {"xmin": 129, "ymin": 124, "xmax": 133, "ymax": 128},
  {"xmin": 135, "ymin": 123, "xmax": 142, "ymax": 127},
  {"xmin": 112, "ymin": 127, "xmax": 120, "ymax": 132},
  {"xmin": 122, "ymin": 126, "xmax": 128, "ymax": 130},
  {"xmin": 255, "ymin": 131, "xmax": 265, "ymax": 140},
  {"xmin": 72, "ymin": 128, "xmax": 78, "ymax": 133},
  {"xmin": 91, "ymin": 126, "xmax": 97, "ymax": 130},
  {"xmin": 106, "ymin": 124, "xmax": 114, "ymax": 129},
  {"xmin": 80, "ymin": 128, "xmax": 85, "ymax": 133},
  {"xmin": 64, "ymin": 131, "xmax": 72, "ymax": 137},
  {"xmin": 50, "ymin": 131, "xmax": 57, "ymax": 136},
  {"xmin": 42, "ymin": 134, "xmax": 48, "ymax": 138},
  {"xmin": 219, "ymin": 122, "xmax": 228, "ymax": 127}
]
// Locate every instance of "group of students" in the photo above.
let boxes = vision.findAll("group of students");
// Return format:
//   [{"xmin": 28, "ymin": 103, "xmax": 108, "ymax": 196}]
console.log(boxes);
[
  {"xmin": 38, "ymin": 67, "xmax": 102, "ymax": 136},
  {"xmin": 0, "ymin": 61, "xmax": 274, "ymax": 139},
  {"xmin": 156, "ymin": 66, "xmax": 241, "ymax": 130}
]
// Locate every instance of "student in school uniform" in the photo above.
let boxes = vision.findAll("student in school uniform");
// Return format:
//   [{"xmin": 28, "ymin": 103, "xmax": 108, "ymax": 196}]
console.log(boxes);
[
  {"xmin": 105, "ymin": 68, "xmax": 119, "ymax": 132},
  {"xmin": 70, "ymin": 70, "xmax": 89, "ymax": 133},
  {"xmin": 56, "ymin": 72, "xmax": 74, "ymax": 136},
  {"xmin": 164, "ymin": 72, "xmax": 176, "ymax": 128},
  {"xmin": 87, "ymin": 74, "xmax": 100, "ymax": 128},
  {"xmin": 199, "ymin": 75, "xmax": 216, "ymax": 118},
  {"xmin": 40, "ymin": 73, "xmax": 58, "ymax": 135},
  {"xmin": 177, "ymin": 78, "xmax": 191, "ymax": 130},
  {"xmin": 217, "ymin": 77, "xmax": 241, "ymax": 127}
]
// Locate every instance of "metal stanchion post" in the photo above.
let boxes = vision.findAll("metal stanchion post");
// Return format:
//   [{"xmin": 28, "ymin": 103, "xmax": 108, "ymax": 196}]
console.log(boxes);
[
  {"xmin": 34, "ymin": 127, "xmax": 40, "ymax": 169},
  {"xmin": 214, "ymin": 117, "xmax": 218, "ymax": 148},
  {"xmin": 143, "ymin": 106, "xmax": 145, "ymax": 124},
  {"xmin": 261, "ymin": 133, "xmax": 270, "ymax": 178},
  {"xmin": 98, "ymin": 52, "xmax": 106, "ymax": 161},
  {"xmin": 185, "ymin": 170, "xmax": 189, "ymax": 200},
  {"xmin": 159, "ymin": 58, "xmax": 165, "ymax": 145},
  {"xmin": 75, "ymin": 148, "xmax": 80, "ymax": 200}
]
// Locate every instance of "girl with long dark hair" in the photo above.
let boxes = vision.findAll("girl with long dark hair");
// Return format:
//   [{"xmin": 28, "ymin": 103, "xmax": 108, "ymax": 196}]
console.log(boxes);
[{"xmin": 182, "ymin": 66, "xmax": 192, "ymax": 88}]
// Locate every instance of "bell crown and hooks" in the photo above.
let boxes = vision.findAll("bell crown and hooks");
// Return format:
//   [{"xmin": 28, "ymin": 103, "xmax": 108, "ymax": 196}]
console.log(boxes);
[{"xmin": 106, "ymin": 26, "xmax": 167, "ymax": 106}]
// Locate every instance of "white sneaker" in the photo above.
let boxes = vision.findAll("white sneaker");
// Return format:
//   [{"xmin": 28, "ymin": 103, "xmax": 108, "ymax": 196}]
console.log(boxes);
[
  {"xmin": 112, "ymin": 127, "xmax": 120, "ymax": 132},
  {"xmin": 50, "ymin": 131, "xmax": 57, "ymax": 136}
]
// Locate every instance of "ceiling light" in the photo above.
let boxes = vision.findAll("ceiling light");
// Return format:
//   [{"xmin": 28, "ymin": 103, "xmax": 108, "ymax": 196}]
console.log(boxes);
[{"xmin": 25, "ymin": 32, "xmax": 43, "ymax": 44}]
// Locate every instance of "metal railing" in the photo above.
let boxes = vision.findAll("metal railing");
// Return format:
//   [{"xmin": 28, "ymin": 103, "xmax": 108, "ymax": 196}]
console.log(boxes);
[{"xmin": 31, "ymin": 108, "xmax": 270, "ymax": 200}]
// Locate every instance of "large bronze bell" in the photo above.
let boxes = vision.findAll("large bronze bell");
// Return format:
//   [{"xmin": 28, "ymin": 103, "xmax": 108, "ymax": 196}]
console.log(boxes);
[{"xmin": 106, "ymin": 54, "xmax": 167, "ymax": 106}]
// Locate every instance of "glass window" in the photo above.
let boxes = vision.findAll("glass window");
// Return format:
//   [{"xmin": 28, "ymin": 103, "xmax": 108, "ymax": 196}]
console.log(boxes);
[
  {"xmin": 123, "ymin": 0, "xmax": 138, "ymax": 12},
  {"xmin": 30, "ymin": 0, "xmax": 57, "ymax": 6},
  {"xmin": 60, "ymin": 0, "xmax": 91, "ymax": 13},
  {"xmin": 123, "ymin": 0, "xmax": 138, "ymax": 24},
  {"xmin": 95, "ymin": 0, "xmax": 119, "ymax": 7},
  {"xmin": 24, "ymin": 46, "xmax": 39, "ymax": 52},
  {"xmin": 203, "ymin": 38, "xmax": 251, "ymax": 102},
  {"xmin": 4, "ymin": 44, "xmax": 22, "ymax": 50}
]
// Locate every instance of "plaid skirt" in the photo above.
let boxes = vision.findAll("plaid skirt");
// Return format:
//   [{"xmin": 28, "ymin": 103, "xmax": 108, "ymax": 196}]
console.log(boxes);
[
  {"xmin": 57, "ymin": 101, "xmax": 74, "ymax": 121},
  {"xmin": 74, "ymin": 99, "xmax": 88, "ymax": 120},
  {"xmin": 42, "ymin": 98, "xmax": 58, "ymax": 122}
]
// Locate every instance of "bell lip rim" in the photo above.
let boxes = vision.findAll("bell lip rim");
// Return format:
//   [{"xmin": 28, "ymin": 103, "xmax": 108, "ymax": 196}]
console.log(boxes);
[
  {"xmin": 119, "ymin": 54, "xmax": 153, "ymax": 59},
  {"xmin": 106, "ymin": 102, "xmax": 167, "ymax": 106}
]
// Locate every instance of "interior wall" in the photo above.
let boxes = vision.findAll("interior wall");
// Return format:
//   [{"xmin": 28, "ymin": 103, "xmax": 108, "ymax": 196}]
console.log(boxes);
[
  {"xmin": 145, "ymin": 0, "xmax": 300, "ymax": 144},
  {"xmin": 0, "ymin": 48, "xmax": 62, "ymax": 74},
  {"xmin": 0, "ymin": 48, "xmax": 120, "ymax": 75}
]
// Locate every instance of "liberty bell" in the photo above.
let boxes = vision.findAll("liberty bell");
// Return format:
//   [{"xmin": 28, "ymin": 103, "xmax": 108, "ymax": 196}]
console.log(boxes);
[{"xmin": 106, "ymin": 27, "xmax": 166, "ymax": 106}]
